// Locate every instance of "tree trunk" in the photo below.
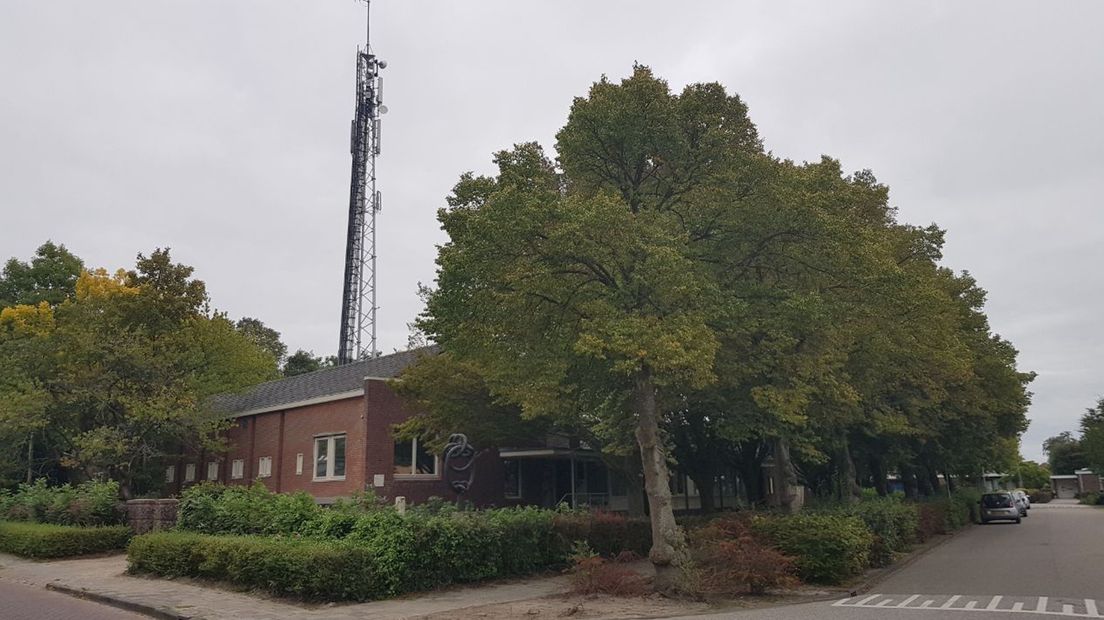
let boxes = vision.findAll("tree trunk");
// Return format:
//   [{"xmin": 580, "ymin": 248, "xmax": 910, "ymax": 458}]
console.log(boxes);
[
  {"xmin": 945, "ymin": 472, "xmax": 956, "ymax": 493},
  {"xmin": 770, "ymin": 438, "xmax": 800, "ymax": 514},
  {"xmin": 633, "ymin": 371, "xmax": 686, "ymax": 593},
  {"xmin": 689, "ymin": 471, "xmax": 716, "ymax": 514},
  {"xmin": 26, "ymin": 433, "xmax": 34, "ymax": 484},
  {"xmin": 842, "ymin": 442, "xmax": 862, "ymax": 503},
  {"xmin": 870, "ymin": 456, "xmax": 888, "ymax": 497},
  {"xmin": 901, "ymin": 465, "xmax": 919, "ymax": 500}
]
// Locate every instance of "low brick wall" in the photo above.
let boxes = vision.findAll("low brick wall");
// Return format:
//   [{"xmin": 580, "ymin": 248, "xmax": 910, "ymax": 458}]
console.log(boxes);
[{"xmin": 125, "ymin": 499, "xmax": 179, "ymax": 534}]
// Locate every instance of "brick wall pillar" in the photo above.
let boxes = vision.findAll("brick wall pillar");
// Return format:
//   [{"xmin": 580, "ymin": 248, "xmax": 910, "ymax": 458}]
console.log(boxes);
[{"xmin": 125, "ymin": 499, "xmax": 179, "ymax": 534}]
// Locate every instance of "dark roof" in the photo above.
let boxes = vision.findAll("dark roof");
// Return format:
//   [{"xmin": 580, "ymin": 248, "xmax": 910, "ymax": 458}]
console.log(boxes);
[{"xmin": 212, "ymin": 346, "xmax": 438, "ymax": 415}]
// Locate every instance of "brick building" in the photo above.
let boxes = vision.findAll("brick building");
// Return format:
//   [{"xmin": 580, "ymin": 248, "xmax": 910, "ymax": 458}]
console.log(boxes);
[{"xmin": 163, "ymin": 346, "xmax": 741, "ymax": 512}]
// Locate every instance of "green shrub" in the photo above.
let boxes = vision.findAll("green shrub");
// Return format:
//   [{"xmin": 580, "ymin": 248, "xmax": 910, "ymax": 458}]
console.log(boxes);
[
  {"xmin": 0, "ymin": 479, "xmax": 122, "ymax": 526},
  {"xmin": 177, "ymin": 482, "xmax": 321, "ymax": 536},
  {"xmin": 847, "ymin": 499, "xmax": 919, "ymax": 565},
  {"xmin": 128, "ymin": 532, "xmax": 383, "ymax": 601},
  {"xmin": 752, "ymin": 513, "xmax": 873, "ymax": 584},
  {"xmin": 1079, "ymin": 492, "xmax": 1102, "ymax": 506},
  {"xmin": 0, "ymin": 521, "xmax": 131, "ymax": 558},
  {"xmin": 1026, "ymin": 488, "xmax": 1053, "ymax": 503}
]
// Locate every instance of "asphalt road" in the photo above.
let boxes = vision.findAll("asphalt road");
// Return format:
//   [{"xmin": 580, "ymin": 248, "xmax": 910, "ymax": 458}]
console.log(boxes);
[
  {"xmin": 0, "ymin": 579, "xmax": 146, "ymax": 620},
  {"xmin": 678, "ymin": 501, "xmax": 1104, "ymax": 620}
]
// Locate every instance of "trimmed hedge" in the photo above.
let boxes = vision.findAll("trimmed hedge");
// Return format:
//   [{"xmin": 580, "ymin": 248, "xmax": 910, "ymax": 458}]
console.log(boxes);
[
  {"xmin": 128, "ymin": 532, "xmax": 381, "ymax": 601},
  {"xmin": 134, "ymin": 490, "xmax": 652, "ymax": 602},
  {"xmin": 129, "ymin": 506, "xmax": 649, "ymax": 601},
  {"xmin": 0, "ymin": 521, "xmax": 132, "ymax": 559},
  {"xmin": 751, "ymin": 513, "xmax": 873, "ymax": 584}
]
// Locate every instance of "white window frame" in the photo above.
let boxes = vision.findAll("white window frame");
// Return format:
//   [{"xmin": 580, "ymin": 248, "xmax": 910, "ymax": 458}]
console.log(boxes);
[
  {"xmin": 207, "ymin": 461, "xmax": 219, "ymax": 481},
  {"xmin": 165, "ymin": 465, "xmax": 176, "ymax": 483},
  {"xmin": 258, "ymin": 456, "xmax": 273, "ymax": 478},
  {"xmin": 184, "ymin": 463, "xmax": 196, "ymax": 483},
  {"xmin": 313, "ymin": 434, "xmax": 347, "ymax": 481},
  {"xmin": 231, "ymin": 459, "xmax": 244, "ymax": 480},
  {"xmin": 394, "ymin": 437, "xmax": 439, "ymax": 478},
  {"xmin": 295, "ymin": 453, "xmax": 304, "ymax": 476}
]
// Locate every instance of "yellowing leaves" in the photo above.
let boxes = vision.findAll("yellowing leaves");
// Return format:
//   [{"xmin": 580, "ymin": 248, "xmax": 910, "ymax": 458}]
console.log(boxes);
[
  {"xmin": 0, "ymin": 301, "xmax": 55, "ymax": 336},
  {"xmin": 75, "ymin": 268, "xmax": 137, "ymax": 301}
]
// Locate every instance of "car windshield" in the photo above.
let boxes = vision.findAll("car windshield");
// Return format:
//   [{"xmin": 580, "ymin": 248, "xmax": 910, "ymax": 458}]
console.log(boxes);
[{"xmin": 983, "ymin": 494, "xmax": 1014, "ymax": 508}]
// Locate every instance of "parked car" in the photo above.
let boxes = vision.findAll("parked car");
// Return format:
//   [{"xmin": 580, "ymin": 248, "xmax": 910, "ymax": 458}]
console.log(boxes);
[
  {"xmin": 1013, "ymin": 489, "xmax": 1031, "ymax": 511},
  {"xmin": 979, "ymin": 492, "xmax": 1022, "ymax": 524},
  {"xmin": 1011, "ymin": 490, "xmax": 1029, "ymax": 516}
]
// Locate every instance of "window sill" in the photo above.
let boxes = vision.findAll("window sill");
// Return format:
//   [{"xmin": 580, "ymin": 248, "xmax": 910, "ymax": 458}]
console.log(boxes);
[
  {"xmin": 312, "ymin": 476, "xmax": 347, "ymax": 483},
  {"xmin": 393, "ymin": 474, "xmax": 441, "ymax": 481}
]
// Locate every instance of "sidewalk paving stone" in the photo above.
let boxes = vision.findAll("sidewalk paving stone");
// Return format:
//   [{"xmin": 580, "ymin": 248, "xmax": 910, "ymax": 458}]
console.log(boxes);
[{"xmin": 0, "ymin": 552, "xmax": 569, "ymax": 619}]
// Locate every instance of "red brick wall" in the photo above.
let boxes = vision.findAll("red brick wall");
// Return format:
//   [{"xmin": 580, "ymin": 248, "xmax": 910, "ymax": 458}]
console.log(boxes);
[
  {"xmin": 173, "ymin": 379, "xmax": 509, "ymax": 507},
  {"xmin": 363, "ymin": 378, "xmax": 507, "ymax": 507}
]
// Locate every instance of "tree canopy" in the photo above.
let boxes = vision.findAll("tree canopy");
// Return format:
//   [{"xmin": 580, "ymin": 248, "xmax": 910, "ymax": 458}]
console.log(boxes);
[
  {"xmin": 0, "ymin": 246, "xmax": 279, "ymax": 494},
  {"xmin": 409, "ymin": 67, "xmax": 1033, "ymax": 588}
]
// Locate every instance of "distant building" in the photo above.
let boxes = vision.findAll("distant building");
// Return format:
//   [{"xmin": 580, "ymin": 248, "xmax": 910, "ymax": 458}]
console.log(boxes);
[{"xmin": 1050, "ymin": 469, "xmax": 1102, "ymax": 499}]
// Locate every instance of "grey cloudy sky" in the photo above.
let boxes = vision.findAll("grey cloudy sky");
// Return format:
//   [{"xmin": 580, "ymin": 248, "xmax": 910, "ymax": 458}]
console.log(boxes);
[{"xmin": 2, "ymin": 1, "xmax": 1101, "ymax": 461}]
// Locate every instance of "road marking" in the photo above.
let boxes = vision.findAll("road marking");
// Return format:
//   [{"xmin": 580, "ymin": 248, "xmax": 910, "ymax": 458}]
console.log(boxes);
[{"xmin": 832, "ymin": 594, "xmax": 1104, "ymax": 617}]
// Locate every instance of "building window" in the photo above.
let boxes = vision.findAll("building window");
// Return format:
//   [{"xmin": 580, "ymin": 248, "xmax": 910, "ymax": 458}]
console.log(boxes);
[
  {"xmin": 207, "ymin": 462, "xmax": 219, "ymax": 481},
  {"xmin": 165, "ymin": 465, "xmax": 176, "ymax": 483},
  {"xmin": 314, "ymin": 434, "xmax": 346, "ymax": 480},
  {"xmin": 231, "ymin": 459, "xmax": 244, "ymax": 480},
  {"xmin": 296, "ymin": 453, "xmax": 304, "ymax": 476},
  {"xmin": 184, "ymin": 463, "xmax": 196, "ymax": 483},
  {"xmin": 258, "ymin": 456, "xmax": 273, "ymax": 478},
  {"xmin": 394, "ymin": 437, "xmax": 438, "ymax": 477},
  {"xmin": 504, "ymin": 459, "xmax": 521, "ymax": 498}
]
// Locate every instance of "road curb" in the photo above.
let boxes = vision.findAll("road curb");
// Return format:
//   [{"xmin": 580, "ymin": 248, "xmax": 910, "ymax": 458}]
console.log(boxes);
[{"xmin": 45, "ymin": 582, "xmax": 195, "ymax": 620}]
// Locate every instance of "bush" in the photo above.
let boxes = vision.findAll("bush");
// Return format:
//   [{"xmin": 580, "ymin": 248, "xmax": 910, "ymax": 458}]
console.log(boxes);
[
  {"xmin": 551, "ymin": 510, "xmax": 652, "ymax": 559},
  {"xmin": 689, "ymin": 515, "xmax": 798, "ymax": 595},
  {"xmin": 1079, "ymin": 492, "xmax": 1103, "ymax": 506},
  {"xmin": 0, "ymin": 521, "xmax": 131, "ymax": 558},
  {"xmin": 1026, "ymin": 488, "xmax": 1053, "ymax": 503},
  {"xmin": 128, "ymin": 532, "xmax": 383, "ymax": 601},
  {"xmin": 177, "ymin": 482, "xmax": 321, "ymax": 536},
  {"xmin": 0, "ymin": 479, "xmax": 122, "ymax": 526},
  {"xmin": 566, "ymin": 542, "xmax": 651, "ymax": 596},
  {"xmin": 751, "ymin": 513, "xmax": 873, "ymax": 584},
  {"xmin": 845, "ymin": 499, "xmax": 919, "ymax": 566}
]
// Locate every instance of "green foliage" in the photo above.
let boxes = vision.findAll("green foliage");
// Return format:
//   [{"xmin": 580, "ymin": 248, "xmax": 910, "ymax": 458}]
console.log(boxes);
[
  {"xmin": 133, "ymin": 504, "xmax": 649, "ymax": 601},
  {"xmin": 1025, "ymin": 488, "xmax": 1053, "ymax": 503},
  {"xmin": 0, "ymin": 479, "xmax": 121, "ymax": 526},
  {"xmin": 282, "ymin": 349, "xmax": 336, "ymax": 377},
  {"xmin": 1010, "ymin": 460, "xmax": 1052, "ymax": 490},
  {"xmin": 0, "ymin": 521, "xmax": 131, "ymax": 558},
  {"xmin": 0, "ymin": 241, "xmax": 83, "ymax": 308},
  {"xmin": 751, "ymin": 513, "xmax": 873, "ymax": 584},
  {"xmin": 234, "ymin": 317, "xmax": 287, "ymax": 365},
  {"xmin": 0, "ymin": 249, "xmax": 279, "ymax": 495},
  {"xmin": 1080, "ymin": 399, "xmax": 1104, "ymax": 474},
  {"xmin": 824, "ymin": 498, "xmax": 918, "ymax": 566},
  {"xmin": 177, "ymin": 482, "xmax": 319, "ymax": 536},
  {"xmin": 1044, "ymin": 431, "xmax": 1087, "ymax": 474},
  {"xmin": 128, "ymin": 532, "xmax": 381, "ymax": 601}
]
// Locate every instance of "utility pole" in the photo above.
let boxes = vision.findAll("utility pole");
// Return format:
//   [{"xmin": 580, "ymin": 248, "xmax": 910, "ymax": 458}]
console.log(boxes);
[{"xmin": 337, "ymin": 0, "xmax": 388, "ymax": 364}]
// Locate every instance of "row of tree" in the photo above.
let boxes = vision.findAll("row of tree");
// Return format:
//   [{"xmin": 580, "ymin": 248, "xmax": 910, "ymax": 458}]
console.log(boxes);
[
  {"xmin": 1043, "ymin": 398, "xmax": 1104, "ymax": 474},
  {"xmin": 396, "ymin": 67, "xmax": 1034, "ymax": 587},
  {"xmin": 0, "ymin": 242, "xmax": 316, "ymax": 496}
]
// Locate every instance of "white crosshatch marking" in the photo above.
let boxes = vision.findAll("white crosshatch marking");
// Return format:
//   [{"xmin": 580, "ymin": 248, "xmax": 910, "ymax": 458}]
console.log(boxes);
[{"xmin": 832, "ymin": 594, "xmax": 1104, "ymax": 618}]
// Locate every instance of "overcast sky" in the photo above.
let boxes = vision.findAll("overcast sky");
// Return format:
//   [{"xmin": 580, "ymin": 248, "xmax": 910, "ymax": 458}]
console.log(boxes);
[{"xmin": 2, "ymin": 1, "xmax": 1101, "ymax": 461}]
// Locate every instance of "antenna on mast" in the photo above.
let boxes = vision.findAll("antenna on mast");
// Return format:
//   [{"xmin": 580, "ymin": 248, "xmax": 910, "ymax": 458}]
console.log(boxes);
[{"xmin": 338, "ymin": 0, "xmax": 388, "ymax": 364}]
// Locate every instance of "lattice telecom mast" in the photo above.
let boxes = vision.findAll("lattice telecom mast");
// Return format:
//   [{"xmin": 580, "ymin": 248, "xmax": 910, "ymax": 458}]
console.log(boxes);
[{"xmin": 338, "ymin": 0, "xmax": 387, "ymax": 364}]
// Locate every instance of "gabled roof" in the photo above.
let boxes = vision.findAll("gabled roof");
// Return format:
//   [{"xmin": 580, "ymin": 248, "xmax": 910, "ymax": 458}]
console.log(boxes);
[{"xmin": 212, "ymin": 345, "xmax": 437, "ymax": 417}]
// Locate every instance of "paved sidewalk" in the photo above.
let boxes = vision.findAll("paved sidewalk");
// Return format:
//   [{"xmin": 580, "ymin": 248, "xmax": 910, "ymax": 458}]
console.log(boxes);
[{"xmin": 0, "ymin": 553, "xmax": 568, "ymax": 620}]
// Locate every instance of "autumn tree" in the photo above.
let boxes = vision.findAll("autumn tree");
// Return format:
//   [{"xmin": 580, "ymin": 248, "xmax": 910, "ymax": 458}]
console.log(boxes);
[{"xmin": 0, "ymin": 249, "xmax": 278, "ymax": 496}]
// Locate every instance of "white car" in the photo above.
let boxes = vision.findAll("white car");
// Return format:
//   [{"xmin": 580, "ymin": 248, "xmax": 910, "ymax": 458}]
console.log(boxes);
[{"xmin": 1011, "ymin": 490, "xmax": 1030, "ymax": 515}]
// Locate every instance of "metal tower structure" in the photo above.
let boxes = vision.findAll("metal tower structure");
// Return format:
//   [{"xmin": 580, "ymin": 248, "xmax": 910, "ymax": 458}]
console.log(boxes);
[{"xmin": 338, "ymin": 0, "xmax": 387, "ymax": 364}]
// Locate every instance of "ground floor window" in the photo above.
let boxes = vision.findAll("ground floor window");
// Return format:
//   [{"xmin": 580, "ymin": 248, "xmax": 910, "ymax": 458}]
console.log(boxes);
[
  {"xmin": 258, "ymin": 456, "xmax": 272, "ymax": 478},
  {"xmin": 394, "ymin": 437, "xmax": 438, "ymax": 476},
  {"xmin": 165, "ymin": 465, "xmax": 176, "ymax": 483},
  {"xmin": 231, "ymin": 459, "xmax": 244, "ymax": 480},
  {"xmin": 184, "ymin": 463, "xmax": 196, "ymax": 483},
  {"xmin": 207, "ymin": 462, "xmax": 219, "ymax": 481},
  {"xmin": 314, "ymin": 434, "xmax": 346, "ymax": 480}
]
